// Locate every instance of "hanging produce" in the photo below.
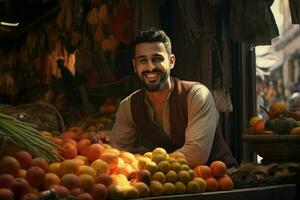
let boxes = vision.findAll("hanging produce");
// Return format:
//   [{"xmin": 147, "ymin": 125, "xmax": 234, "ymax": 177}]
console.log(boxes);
[
  {"xmin": 110, "ymin": 2, "xmax": 134, "ymax": 45},
  {"xmin": 56, "ymin": 0, "xmax": 73, "ymax": 31},
  {"xmin": 87, "ymin": 7, "xmax": 99, "ymax": 25},
  {"xmin": 102, "ymin": 34, "xmax": 118, "ymax": 52},
  {"xmin": 98, "ymin": 3, "xmax": 108, "ymax": 22}
]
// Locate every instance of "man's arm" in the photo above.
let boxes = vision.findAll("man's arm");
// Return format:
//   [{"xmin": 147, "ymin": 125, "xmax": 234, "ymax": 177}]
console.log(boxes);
[
  {"xmin": 110, "ymin": 96, "xmax": 152, "ymax": 154},
  {"xmin": 110, "ymin": 97, "xmax": 137, "ymax": 151},
  {"xmin": 176, "ymin": 84, "xmax": 219, "ymax": 168}
]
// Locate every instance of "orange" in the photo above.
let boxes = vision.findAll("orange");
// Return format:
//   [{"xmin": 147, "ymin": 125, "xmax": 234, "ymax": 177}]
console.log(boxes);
[
  {"xmin": 249, "ymin": 116, "xmax": 263, "ymax": 127},
  {"xmin": 252, "ymin": 119, "xmax": 265, "ymax": 134},
  {"xmin": 205, "ymin": 177, "xmax": 219, "ymax": 192},
  {"xmin": 85, "ymin": 144, "xmax": 104, "ymax": 162},
  {"xmin": 79, "ymin": 132, "xmax": 90, "ymax": 140},
  {"xmin": 194, "ymin": 165, "xmax": 212, "ymax": 179},
  {"xmin": 45, "ymin": 172, "xmax": 60, "ymax": 188},
  {"xmin": 77, "ymin": 139, "xmax": 91, "ymax": 156},
  {"xmin": 291, "ymin": 127, "xmax": 300, "ymax": 135},
  {"xmin": 169, "ymin": 152, "xmax": 186, "ymax": 159},
  {"xmin": 269, "ymin": 101, "xmax": 287, "ymax": 119},
  {"xmin": 210, "ymin": 161, "xmax": 227, "ymax": 178},
  {"xmin": 63, "ymin": 138, "xmax": 77, "ymax": 147},
  {"xmin": 218, "ymin": 175, "xmax": 234, "ymax": 190},
  {"xmin": 51, "ymin": 137, "xmax": 64, "ymax": 146},
  {"xmin": 62, "ymin": 130, "xmax": 79, "ymax": 140},
  {"xmin": 61, "ymin": 142, "xmax": 78, "ymax": 159}
]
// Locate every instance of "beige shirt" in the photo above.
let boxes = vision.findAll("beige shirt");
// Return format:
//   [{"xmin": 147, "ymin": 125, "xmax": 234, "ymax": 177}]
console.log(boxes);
[{"xmin": 111, "ymin": 83, "xmax": 219, "ymax": 167}]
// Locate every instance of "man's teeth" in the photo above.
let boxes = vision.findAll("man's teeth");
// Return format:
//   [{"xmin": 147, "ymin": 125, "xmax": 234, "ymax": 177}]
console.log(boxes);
[{"xmin": 144, "ymin": 73, "xmax": 159, "ymax": 78}]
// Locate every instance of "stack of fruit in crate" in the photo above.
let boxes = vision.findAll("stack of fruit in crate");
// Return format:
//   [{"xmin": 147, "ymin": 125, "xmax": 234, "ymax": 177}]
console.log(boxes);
[{"xmin": 248, "ymin": 101, "xmax": 300, "ymax": 135}]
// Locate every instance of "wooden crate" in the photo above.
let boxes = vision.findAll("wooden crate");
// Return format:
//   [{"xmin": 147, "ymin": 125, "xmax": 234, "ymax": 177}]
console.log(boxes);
[{"xmin": 242, "ymin": 134, "xmax": 300, "ymax": 163}]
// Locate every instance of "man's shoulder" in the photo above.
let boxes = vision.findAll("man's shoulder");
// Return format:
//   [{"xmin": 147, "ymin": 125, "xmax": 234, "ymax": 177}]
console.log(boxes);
[
  {"xmin": 189, "ymin": 83, "xmax": 211, "ymax": 97},
  {"xmin": 173, "ymin": 77, "xmax": 208, "ymax": 92},
  {"xmin": 173, "ymin": 77, "xmax": 202, "ymax": 86}
]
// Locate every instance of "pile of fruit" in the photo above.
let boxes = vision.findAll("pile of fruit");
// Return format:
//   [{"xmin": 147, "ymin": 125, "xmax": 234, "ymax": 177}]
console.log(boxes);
[
  {"xmin": 249, "ymin": 101, "xmax": 300, "ymax": 135},
  {"xmin": 0, "ymin": 126, "xmax": 234, "ymax": 200},
  {"xmin": 68, "ymin": 96, "xmax": 120, "ymax": 132}
]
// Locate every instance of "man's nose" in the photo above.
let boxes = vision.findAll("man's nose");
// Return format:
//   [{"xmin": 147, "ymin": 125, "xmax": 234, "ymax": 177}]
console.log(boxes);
[{"xmin": 146, "ymin": 60, "xmax": 156, "ymax": 69}]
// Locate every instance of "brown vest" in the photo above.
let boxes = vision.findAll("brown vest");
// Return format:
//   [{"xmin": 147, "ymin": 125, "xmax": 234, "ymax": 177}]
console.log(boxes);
[{"xmin": 131, "ymin": 77, "xmax": 237, "ymax": 167}]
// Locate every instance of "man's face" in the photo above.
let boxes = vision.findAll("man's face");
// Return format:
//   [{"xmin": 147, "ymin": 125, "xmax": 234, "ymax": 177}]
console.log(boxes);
[{"xmin": 133, "ymin": 42, "xmax": 175, "ymax": 92}]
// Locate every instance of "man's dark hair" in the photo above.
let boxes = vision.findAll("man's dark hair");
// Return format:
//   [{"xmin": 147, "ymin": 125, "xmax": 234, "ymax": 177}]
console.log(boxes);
[{"xmin": 131, "ymin": 28, "xmax": 172, "ymax": 55}]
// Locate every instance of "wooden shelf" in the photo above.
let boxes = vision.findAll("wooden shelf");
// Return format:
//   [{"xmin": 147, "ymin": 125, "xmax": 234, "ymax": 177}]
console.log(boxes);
[{"xmin": 137, "ymin": 184, "xmax": 297, "ymax": 200}]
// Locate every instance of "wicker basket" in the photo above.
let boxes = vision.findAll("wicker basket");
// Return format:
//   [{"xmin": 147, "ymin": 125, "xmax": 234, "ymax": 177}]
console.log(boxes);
[
  {"xmin": 242, "ymin": 134, "xmax": 300, "ymax": 163},
  {"xmin": 0, "ymin": 102, "xmax": 65, "ymax": 133}
]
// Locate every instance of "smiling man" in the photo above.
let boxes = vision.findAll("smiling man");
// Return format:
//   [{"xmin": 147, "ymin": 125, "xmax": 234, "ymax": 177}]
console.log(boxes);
[{"xmin": 110, "ymin": 29, "xmax": 237, "ymax": 168}]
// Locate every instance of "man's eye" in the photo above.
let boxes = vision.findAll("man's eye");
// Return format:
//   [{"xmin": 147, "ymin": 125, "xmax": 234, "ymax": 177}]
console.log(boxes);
[
  {"xmin": 137, "ymin": 58, "xmax": 147, "ymax": 63},
  {"xmin": 153, "ymin": 57, "xmax": 163, "ymax": 62},
  {"xmin": 139, "ymin": 59, "xmax": 147, "ymax": 64}
]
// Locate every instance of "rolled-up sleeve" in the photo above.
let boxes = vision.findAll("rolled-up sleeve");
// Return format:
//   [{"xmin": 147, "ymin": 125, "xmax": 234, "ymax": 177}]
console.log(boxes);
[
  {"xmin": 110, "ymin": 97, "xmax": 137, "ymax": 151},
  {"xmin": 176, "ymin": 84, "xmax": 219, "ymax": 168}
]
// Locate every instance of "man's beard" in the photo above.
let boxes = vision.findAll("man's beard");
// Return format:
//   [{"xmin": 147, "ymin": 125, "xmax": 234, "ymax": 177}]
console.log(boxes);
[{"xmin": 137, "ymin": 68, "xmax": 170, "ymax": 92}]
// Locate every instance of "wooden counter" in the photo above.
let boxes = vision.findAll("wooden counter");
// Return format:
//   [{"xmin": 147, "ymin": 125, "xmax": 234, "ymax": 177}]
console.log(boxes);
[{"xmin": 137, "ymin": 184, "xmax": 297, "ymax": 200}]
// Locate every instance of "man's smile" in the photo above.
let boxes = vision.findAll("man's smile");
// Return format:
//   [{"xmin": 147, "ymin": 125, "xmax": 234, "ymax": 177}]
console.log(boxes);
[{"xmin": 142, "ymin": 70, "xmax": 162, "ymax": 82}]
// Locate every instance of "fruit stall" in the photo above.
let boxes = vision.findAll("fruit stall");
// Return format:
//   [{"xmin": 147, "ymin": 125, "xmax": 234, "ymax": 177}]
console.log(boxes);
[
  {"xmin": 0, "ymin": 111, "xmax": 298, "ymax": 200},
  {"xmin": 1, "ymin": 0, "xmax": 300, "ymax": 200}
]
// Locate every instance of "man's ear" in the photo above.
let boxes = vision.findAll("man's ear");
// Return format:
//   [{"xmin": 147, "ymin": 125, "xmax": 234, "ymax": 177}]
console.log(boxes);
[
  {"xmin": 170, "ymin": 54, "xmax": 176, "ymax": 69},
  {"xmin": 132, "ymin": 59, "xmax": 137, "ymax": 73}
]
